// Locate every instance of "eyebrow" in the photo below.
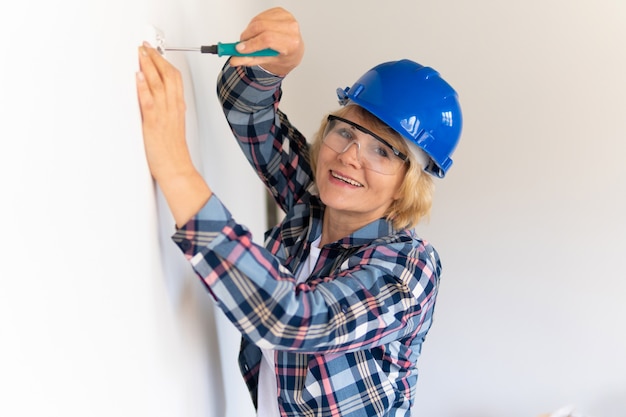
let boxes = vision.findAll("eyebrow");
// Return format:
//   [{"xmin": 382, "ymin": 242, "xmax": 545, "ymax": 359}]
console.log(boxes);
[{"xmin": 327, "ymin": 115, "xmax": 408, "ymax": 161}]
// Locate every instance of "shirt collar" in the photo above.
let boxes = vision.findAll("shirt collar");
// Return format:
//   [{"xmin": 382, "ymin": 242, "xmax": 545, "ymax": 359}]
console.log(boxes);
[{"xmin": 308, "ymin": 196, "xmax": 400, "ymax": 249}]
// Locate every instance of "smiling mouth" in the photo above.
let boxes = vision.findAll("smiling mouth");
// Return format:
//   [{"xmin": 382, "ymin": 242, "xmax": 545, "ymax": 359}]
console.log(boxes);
[{"xmin": 331, "ymin": 171, "xmax": 363, "ymax": 187}]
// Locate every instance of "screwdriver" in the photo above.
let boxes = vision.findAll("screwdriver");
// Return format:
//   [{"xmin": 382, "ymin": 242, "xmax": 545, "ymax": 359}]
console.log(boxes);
[{"xmin": 164, "ymin": 42, "xmax": 279, "ymax": 57}]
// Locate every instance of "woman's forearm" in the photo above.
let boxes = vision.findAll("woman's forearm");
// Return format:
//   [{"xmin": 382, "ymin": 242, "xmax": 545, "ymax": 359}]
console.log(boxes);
[{"xmin": 157, "ymin": 169, "xmax": 212, "ymax": 228}]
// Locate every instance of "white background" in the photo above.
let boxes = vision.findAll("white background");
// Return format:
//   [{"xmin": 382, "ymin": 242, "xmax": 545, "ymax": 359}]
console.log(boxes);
[{"xmin": 1, "ymin": 0, "xmax": 624, "ymax": 416}]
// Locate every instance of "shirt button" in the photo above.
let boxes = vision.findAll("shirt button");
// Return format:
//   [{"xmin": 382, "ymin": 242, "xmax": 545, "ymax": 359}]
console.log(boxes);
[{"xmin": 341, "ymin": 304, "xmax": 348, "ymax": 314}]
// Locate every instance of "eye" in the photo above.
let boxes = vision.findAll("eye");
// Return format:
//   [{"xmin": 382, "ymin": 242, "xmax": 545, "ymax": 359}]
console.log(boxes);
[
  {"xmin": 364, "ymin": 139, "xmax": 392, "ymax": 159},
  {"xmin": 373, "ymin": 145, "xmax": 390, "ymax": 158},
  {"xmin": 336, "ymin": 127, "xmax": 354, "ymax": 141}
]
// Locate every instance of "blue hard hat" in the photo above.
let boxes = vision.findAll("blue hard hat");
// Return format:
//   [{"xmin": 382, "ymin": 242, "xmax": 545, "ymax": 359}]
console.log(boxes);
[{"xmin": 337, "ymin": 59, "xmax": 462, "ymax": 178}]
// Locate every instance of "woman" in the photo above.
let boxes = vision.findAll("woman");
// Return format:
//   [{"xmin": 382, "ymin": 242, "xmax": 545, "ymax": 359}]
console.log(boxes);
[{"xmin": 136, "ymin": 7, "xmax": 462, "ymax": 417}]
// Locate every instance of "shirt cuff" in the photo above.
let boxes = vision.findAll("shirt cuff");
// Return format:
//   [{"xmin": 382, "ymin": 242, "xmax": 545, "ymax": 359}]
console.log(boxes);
[
  {"xmin": 257, "ymin": 65, "xmax": 282, "ymax": 78},
  {"xmin": 195, "ymin": 193, "xmax": 232, "ymax": 222},
  {"xmin": 171, "ymin": 194, "xmax": 232, "ymax": 257},
  {"xmin": 225, "ymin": 60, "xmax": 283, "ymax": 86}
]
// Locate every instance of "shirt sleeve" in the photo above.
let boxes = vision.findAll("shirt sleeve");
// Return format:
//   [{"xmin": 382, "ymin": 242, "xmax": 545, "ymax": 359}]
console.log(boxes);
[
  {"xmin": 216, "ymin": 62, "xmax": 316, "ymax": 214},
  {"xmin": 173, "ymin": 194, "xmax": 441, "ymax": 354}
]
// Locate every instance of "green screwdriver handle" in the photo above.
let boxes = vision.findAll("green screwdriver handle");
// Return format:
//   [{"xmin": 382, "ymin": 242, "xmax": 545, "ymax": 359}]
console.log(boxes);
[{"xmin": 212, "ymin": 42, "xmax": 279, "ymax": 57}]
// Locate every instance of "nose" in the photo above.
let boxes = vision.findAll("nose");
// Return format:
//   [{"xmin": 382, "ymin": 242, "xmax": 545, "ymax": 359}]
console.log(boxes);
[{"xmin": 338, "ymin": 141, "xmax": 362, "ymax": 167}]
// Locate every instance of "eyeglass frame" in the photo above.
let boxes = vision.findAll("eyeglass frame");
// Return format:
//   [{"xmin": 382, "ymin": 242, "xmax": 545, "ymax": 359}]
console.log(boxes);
[{"xmin": 324, "ymin": 115, "xmax": 409, "ymax": 164}]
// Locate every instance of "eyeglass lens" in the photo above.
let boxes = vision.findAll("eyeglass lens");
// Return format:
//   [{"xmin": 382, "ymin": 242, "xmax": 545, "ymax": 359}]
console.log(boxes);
[{"xmin": 323, "ymin": 116, "xmax": 406, "ymax": 175}]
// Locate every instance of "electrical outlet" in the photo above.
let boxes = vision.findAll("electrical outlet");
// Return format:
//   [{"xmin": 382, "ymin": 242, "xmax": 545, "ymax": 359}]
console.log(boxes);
[{"xmin": 145, "ymin": 24, "xmax": 166, "ymax": 55}]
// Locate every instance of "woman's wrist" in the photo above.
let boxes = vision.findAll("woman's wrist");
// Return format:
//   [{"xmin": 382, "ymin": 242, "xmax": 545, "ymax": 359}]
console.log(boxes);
[{"xmin": 156, "ymin": 169, "xmax": 213, "ymax": 228}]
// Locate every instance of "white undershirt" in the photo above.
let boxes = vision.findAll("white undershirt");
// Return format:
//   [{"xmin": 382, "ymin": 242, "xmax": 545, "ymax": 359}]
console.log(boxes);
[{"xmin": 256, "ymin": 235, "xmax": 322, "ymax": 417}]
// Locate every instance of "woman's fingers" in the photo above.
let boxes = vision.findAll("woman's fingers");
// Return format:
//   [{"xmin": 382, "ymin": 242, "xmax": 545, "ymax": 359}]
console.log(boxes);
[
  {"xmin": 135, "ymin": 69, "xmax": 154, "ymax": 116},
  {"xmin": 136, "ymin": 43, "xmax": 186, "ymax": 117},
  {"xmin": 137, "ymin": 44, "xmax": 164, "ymax": 98},
  {"xmin": 135, "ymin": 42, "xmax": 189, "ymax": 180},
  {"xmin": 229, "ymin": 7, "xmax": 304, "ymax": 76}
]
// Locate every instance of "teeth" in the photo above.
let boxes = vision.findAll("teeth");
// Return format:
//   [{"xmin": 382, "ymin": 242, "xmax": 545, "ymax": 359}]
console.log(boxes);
[{"xmin": 331, "ymin": 171, "xmax": 363, "ymax": 187}]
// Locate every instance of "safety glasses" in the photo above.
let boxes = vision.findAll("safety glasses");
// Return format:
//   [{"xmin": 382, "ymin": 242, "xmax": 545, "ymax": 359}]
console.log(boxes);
[{"xmin": 322, "ymin": 115, "xmax": 408, "ymax": 175}]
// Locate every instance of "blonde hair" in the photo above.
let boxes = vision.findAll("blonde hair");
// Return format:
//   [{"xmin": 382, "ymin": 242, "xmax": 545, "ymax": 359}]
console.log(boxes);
[{"xmin": 309, "ymin": 105, "xmax": 434, "ymax": 230}]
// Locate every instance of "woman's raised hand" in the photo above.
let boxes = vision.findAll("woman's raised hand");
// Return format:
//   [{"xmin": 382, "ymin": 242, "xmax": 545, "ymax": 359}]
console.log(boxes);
[
  {"xmin": 136, "ymin": 43, "xmax": 211, "ymax": 227},
  {"xmin": 229, "ymin": 7, "xmax": 305, "ymax": 77},
  {"xmin": 136, "ymin": 42, "xmax": 191, "ymax": 182}
]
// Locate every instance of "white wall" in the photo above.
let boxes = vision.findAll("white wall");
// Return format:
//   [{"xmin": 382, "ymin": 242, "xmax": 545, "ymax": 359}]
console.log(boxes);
[
  {"xmin": 0, "ymin": 0, "xmax": 269, "ymax": 416},
  {"xmin": 272, "ymin": 1, "xmax": 626, "ymax": 416}
]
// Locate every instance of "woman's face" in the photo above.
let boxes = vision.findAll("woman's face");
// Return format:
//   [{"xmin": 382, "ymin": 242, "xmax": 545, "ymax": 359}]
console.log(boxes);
[{"xmin": 315, "ymin": 112, "xmax": 406, "ymax": 228}]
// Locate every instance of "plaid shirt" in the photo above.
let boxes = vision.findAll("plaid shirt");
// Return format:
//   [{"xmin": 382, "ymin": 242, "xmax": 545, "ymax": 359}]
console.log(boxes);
[{"xmin": 172, "ymin": 63, "xmax": 442, "ymax": 417}]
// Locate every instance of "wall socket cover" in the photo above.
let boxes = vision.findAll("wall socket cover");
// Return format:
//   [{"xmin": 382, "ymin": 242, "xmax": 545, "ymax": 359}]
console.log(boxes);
[{"xmin": 145, "ymin": 24, "xmax": 166, "ymax": 55}]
